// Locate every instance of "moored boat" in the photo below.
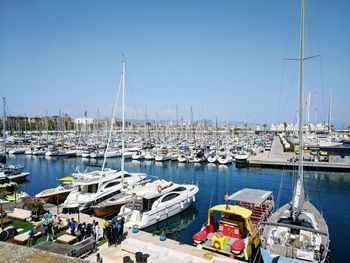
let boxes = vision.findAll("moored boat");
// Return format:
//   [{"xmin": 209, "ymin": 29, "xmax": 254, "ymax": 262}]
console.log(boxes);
[{"xmin": 193, "ymin": 189, "xmax": 273, "ymax": 261}]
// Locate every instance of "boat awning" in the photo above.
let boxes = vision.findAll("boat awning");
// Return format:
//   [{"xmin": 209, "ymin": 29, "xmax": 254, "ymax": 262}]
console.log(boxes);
[
  {"xmin": 58, "ymin": 176, "xmax": 74, "ymax": 182},
  {"xmin": 208, "ymin": 204, "xmax": 252, "ymax": 219},
  {"xmin": 227, "ymin": 188, "xmax": 272, "ymax": 205}
]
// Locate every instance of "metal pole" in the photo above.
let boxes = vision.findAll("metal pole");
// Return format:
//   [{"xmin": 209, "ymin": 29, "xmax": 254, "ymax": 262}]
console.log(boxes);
[
  {"xmin": 121, "ymin": 58, "xmax": 126, "ymax": 182},
  {"xmin": 2, "ymin": 97, "xmax": 6, "ymax": 156},
  {"xmin": 0, "ymin": 203, "xmax": 3, "ymax": 229}
]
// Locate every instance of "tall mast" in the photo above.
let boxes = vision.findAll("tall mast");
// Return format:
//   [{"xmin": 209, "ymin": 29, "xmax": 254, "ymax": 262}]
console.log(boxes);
[
  {"xmin": 190, "ymin": 106, "xmax": 195, "ymax": 145},
  {"xmin": 328, "ymin": 89, "xmax": 332, "ymax": 133},
  {"xmin": 292, "ymin": 0, "xmax": 305, "ymax": 221},
  {"xmin": 121, "ymin": 58, "xmax": 126, "ymax": 181},
  {"xmin": 2, "ymin": 97, "xmax": 6, "ymax": 155}
]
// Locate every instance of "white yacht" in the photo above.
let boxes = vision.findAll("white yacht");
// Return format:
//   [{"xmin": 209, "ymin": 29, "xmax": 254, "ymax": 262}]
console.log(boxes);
[
  {"xmin": 63, "ymin": 169, "xmax": 146, "ymax": 211},
  {"xmin": 118, "ymin": 179, "xmax": 199, "ymax": 229}
]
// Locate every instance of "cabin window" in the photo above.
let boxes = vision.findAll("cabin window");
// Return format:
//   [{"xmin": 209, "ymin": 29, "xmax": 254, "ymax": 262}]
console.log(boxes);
[
  {"xmin": 143, "ymin": 197, "xmax": 158, "ymax": 211},
  {"xmin": 105, "ymin": 181, "xmax": 120, "ymax": 188},
  {"xmin": 172, "ymin": 187, "xmax": 186, "ymax": 192},
  {"xmin": 80, "ymin": 184, "xmax": 98, "ymax": 193},
  {"xmin": 161, "ymin": 193, "xmax": 180, "ymax": 202},
  {"xmin": 124, "ymin": 174, "xmax": 131, "ymax": 178}
]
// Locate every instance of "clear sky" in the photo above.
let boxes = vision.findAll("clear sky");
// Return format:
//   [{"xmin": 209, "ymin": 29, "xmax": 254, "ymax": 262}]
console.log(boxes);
[{"xmin": 0, "ymin": 0, "xmax": 349, "ymax": 128}]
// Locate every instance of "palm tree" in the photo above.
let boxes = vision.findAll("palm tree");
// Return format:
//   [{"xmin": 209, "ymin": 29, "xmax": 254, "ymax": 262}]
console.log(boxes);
[{"xmin": 283, "ymin": 121, "xmax": 288, "ymax": 134}]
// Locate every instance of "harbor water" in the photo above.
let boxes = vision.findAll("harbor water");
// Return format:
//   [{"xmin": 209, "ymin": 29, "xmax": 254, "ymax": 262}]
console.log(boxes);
[{"xmin": 8, "ymin": 154, "xmax": 348, "ymax": 262}]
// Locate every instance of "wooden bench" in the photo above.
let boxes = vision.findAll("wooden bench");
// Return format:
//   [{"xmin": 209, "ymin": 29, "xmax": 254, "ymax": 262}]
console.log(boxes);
[
  {"xmin": 14, "ymin": 230, "xmax": 41, "ymax": 244},
  {"xmin": 7, "ymin": 208, "xmax": 32, "ymax": 221},
  {"xmin": 57, "ymin": 234, "xmax": 77, "ymax": 244}
]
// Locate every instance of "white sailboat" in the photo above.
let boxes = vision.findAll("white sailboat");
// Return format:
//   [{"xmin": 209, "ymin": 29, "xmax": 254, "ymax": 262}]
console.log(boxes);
[{"xmin": 260, "ymin": 1, "xmax": 330, "ymax": 262}]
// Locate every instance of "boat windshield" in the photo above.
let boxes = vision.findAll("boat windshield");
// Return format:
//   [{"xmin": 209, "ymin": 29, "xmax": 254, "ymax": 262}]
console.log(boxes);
[{"xmin": 80, "ymin": 184, "xmax": 98, "ymax": 194}]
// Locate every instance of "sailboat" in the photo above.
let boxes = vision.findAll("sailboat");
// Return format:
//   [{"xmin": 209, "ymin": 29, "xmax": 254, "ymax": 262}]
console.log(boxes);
[
  {"xmin": 91, "ymin": 58, "xmax": 148, "ymax": 217},
  {"xmin": 259, "ymin": 1, "xmax": 330, "ymax": 262},
  {"xmin": 63, "ymin": 58, "xmax": 146, "ymax": 212}
]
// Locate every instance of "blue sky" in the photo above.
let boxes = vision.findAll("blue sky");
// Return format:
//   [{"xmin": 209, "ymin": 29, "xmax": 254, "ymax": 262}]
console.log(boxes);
[{"xmin": 0, "ymin": 0, "xmax": 349, "ymax": 128}]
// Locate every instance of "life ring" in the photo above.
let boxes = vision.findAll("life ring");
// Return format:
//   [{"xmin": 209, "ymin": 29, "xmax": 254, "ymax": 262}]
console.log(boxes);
[
  {"xmin": 213, "ymin": 240, "xmax": 221, "ymax": 249},
  {"xmin": 157, "ymin": 185, "xmax": 162, "ymax": 193}
]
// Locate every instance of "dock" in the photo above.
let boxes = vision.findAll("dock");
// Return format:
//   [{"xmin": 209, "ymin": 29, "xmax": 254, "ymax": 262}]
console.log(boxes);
[
  {"xmin": 248, "ymin": 136, "xmax": 350, "ymax": 172},
  {"xmin": 42, "ymin": 204, "xmax": 240, "ymax": 263}
]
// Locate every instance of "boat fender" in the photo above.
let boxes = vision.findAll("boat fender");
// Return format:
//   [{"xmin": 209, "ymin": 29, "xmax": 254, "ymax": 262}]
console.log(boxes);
[
  {"xmin": 165, "ymin": 208, "xmax": 168, "ymax": 214},
  {"xmin": 156, "ymin": 214, "xmax": 160, "ymax": 220},
  {"xmin": 193, "ymin": 195, "xmax": 196, "ymax": 202},
  {"xmin": 180, "ymin": 202, "xmax": 184, "ymax": 209},
  {"xmin": 156, "ymin": 185, "xmax": 162, "ymax": 193},
  {"xmin": 160, "ymin": 235, "xmax": 166, "ymax": 241}
]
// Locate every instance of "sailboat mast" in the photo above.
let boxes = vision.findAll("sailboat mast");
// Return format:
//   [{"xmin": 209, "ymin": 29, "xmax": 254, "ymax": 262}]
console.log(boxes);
[
  {"xmin": 121, "ymin": 58, "xmax": 126, "ymax": 181},
  {"xmin": 2, "ymin": 97, "xmax": 6, "ymax": 155},
  {"xmin": 292, "ymin": 0, "xmax": 305, "ymax": 220}
]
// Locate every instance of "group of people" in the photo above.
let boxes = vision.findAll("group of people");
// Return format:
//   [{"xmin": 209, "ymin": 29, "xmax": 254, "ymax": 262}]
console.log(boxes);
[
  {"xmin": 69, "ymin": 218, "xmax": 100, "ymax": 242},
  {"xmin": 102, "ymin": 216, "xmax": 125, "ymax": 247},
  {"xmin": 28, "ymin": 211, "xmax": 65, "ymax": 246}
]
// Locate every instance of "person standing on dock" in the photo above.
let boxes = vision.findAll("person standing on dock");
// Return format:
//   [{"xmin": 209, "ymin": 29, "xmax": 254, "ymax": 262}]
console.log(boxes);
[
  {"xmin": 96, "ymin": 253, "xmax": 103, "ymax": 263},
  {"xmin": 69, "ymin": 218, "xmax": 76, "ymax": 236},
  {"xmin": 118, "ymin": 217, "xmax": 124, "ymax": 243},
  {"xmin": 106, "ymin": 222, "xmax": 113, "ymax": 247},
  {"xmin": 101, "ymin": 218, "xmax": 107, "ymax": 240},
  {"xmin": 94, "ymin": 221, "xmax": 100, "ymax": 242}
]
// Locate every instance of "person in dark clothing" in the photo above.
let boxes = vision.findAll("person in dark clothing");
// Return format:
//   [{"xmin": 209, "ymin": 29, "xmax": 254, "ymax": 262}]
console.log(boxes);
[
  {"xmin": 86, "ymin": 223, "xmax": 92, "ymax": 238},
  {"xmin": 112, "ymin": 220, "xmax": 119, "ymax": 246},
  {"xmin": 75, "ymin": 223, "xmax": 82, "ymax": 242},
  {"xmin": 106, "ymin": 222, "xmax": 113, "ymax": 247},
  {"xmin": 118, "ymin": 217, "xmax": 124, "ymax": 243},
  {"xmin": 69, "ymin": 218, "xmax": 76, "ymax": 236}
]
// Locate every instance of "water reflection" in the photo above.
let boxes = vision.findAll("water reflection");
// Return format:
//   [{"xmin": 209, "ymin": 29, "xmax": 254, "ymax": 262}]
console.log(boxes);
[{"xmin": 143, "ymin": 205, "xmax": 199, "ymax": 241}]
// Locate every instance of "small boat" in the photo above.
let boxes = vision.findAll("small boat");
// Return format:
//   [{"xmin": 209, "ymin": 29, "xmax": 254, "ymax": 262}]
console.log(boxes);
[
  {"xmin": 235, "ymin": 151, "xmax": 250, "ymax": 168},
  {"xmin": 207, "ymin": 153, "xmax": 218, "ymax": 163},
  {"xmin": 132, "ymin": 151, "xmax": 145, "ymax": 160},
  {"xmin": 218, "ymin": 154, "xmax": 232, "ymax": 165},
  {"xmin": 193, "ymin": 151, "xmax": 206, "ymax": 163},
  {"xmin": 177, "ymin": 154, "xmax": 189, "ymax": 163},
  {"xmin": 92, "ymin": 192, "xmax": 134, "ymax": 217},
  {"xmin": 144, "ymin": 151, "xmax": 155, "ymax": 160},
  {"xmin": 89, "ymin": 151, "xmax": 104, "ymax": 158},
  {"xmin": 32, "ymin": 148, "xmax": 47, "ymax": 155},
  {"xmin": 35, "ymin": 177, "xmax": 75, "ymax": 204},
  {"xmin": 8, "ymin": 148, "xmax": 25, "ymax": 154},
  {"xmin": 155, "ymin": 152, "xmax": 171, "ymax": 162},
  {"xmin": 193, "ymin": 189, "xmax": 273, "ymax": 261}
]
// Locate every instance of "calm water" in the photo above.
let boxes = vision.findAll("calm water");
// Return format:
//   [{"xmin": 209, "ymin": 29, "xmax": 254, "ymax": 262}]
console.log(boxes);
[{"xmin": 7, "ymin": 154, "xmax": 349, "ymax": 262}]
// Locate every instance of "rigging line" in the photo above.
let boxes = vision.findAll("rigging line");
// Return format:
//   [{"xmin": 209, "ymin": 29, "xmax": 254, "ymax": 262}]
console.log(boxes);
[{"xmin": 318, "ymin": 56, "xmax": 326, "ymax": 123}]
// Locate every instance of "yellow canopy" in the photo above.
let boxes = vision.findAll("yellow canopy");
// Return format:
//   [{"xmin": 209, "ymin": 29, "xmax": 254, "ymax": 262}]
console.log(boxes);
[
  {"xmin": 58, "ymin": 176, "xmax": 74, "ymax": 182},
  {"xmin": 208, "ymin": 204, "xmax": 252, "ymax": 219}
]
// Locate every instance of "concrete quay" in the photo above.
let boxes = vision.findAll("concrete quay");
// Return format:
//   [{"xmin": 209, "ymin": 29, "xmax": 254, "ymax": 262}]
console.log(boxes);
[{"xmin": 248, "ymin": 136, "xmax": 350, "ymax": 172}]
